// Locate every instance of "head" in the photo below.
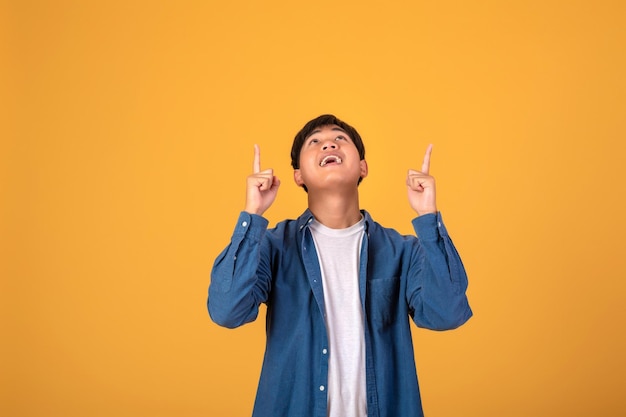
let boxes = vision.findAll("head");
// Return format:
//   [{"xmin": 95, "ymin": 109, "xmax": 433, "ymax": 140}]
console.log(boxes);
[{"xmin": 291, "ymin": 114, "xmax": 366, "ymax": 192}]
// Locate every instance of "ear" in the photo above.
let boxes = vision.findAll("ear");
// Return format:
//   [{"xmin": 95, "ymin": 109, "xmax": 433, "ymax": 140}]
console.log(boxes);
[
  {"xmin": 359, "ymin": 159, "xmax": 368, "ymax": 179},
  {"xmin": 293, "ymin": 169, "xmax": 305, "ymax": 187}
]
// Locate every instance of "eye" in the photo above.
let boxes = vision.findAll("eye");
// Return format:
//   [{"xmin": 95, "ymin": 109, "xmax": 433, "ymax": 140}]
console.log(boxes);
[
  {"xmin": 309, "ymin": 138, "xmax": 319, "ymax": 145},
  {"xmin": 335, "ymin": 135, "xmax": 346, "ymax": 141}
]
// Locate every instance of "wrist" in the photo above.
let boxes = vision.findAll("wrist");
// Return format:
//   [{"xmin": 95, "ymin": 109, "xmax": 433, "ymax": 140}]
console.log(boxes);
[
  {"xmin": 244, "ymin": 204, "xmax": 265, "ymax": 216},
  {"xmin": 415, "ymin": 206, "xmax": 437, "ymax": 216}
]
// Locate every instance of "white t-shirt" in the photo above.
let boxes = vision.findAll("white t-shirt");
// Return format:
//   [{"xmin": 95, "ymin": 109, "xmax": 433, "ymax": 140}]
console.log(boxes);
[{"xmin": 310, "ymin": 217, "xmax": 367, "ymax": 417}]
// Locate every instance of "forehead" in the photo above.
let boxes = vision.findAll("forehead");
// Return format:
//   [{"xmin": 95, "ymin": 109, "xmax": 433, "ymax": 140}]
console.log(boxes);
[{"xmin": 306, "ymin": 124, "xmax": 349, "ymax": 139}]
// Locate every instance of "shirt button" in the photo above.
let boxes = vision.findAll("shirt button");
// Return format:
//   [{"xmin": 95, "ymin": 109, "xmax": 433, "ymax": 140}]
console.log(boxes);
[
  {"xmin": 319, "ymin": 385, "xmax": 325, "ymax": 391},
  {"xmin": 322, "ymin": 349, "xmax": 327, "ymax": 354},
  {"xmin": 242, "ymin": 221, "xmax": 248, "ymax": 227}
]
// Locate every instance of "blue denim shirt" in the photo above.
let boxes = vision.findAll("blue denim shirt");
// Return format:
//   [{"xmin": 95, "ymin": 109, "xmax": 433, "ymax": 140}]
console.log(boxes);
[{"xmin": 208, "ymin": 209, "xmax": 472, "ymax": 417}]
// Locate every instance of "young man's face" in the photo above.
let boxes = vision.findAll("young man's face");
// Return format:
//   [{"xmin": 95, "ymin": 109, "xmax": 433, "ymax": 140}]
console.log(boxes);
[{"xmin": 293, "ymin": 124, "xmax": 368, "ymax": 192}]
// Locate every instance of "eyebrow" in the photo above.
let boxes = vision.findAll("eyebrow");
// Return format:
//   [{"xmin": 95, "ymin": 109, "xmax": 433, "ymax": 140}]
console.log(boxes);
[{"xmin": 306, "ymin": 127, "xmax": 348, "ymax": 140}]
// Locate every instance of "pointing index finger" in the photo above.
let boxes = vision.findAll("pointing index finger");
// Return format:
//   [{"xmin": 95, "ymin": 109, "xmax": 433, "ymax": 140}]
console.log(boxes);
[
  {"xmin": 421, "ymin": 144, "xmax": 433, "ymax": 174},
  {"xmin": 253, "ymin": 144, "xmax": 261, "ymax": 173}
]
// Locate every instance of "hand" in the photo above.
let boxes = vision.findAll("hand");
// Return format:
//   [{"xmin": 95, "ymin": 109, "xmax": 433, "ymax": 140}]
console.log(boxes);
[
  {"xmin": 406, "ymin": 144, "xmax": 437, "ymax": 216},
  {"xmin": 244, "ymin": 144, "xmax": 281, "ymax": 215}
]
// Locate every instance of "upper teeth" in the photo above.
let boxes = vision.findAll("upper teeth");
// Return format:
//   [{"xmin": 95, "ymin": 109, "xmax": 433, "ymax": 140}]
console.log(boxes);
[{"xmin": 320, "ymin": 155, "xmax": 342, "ymax": 166}]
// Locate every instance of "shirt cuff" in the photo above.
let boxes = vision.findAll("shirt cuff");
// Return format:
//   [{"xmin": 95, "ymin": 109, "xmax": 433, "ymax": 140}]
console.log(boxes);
[
  {"xmin": 412, "ymin": 212, "xmax": 449, "ymax": 241},
  {"xmin": 233, "ymin": 211, "xmax": 269, "ymax": 241}
]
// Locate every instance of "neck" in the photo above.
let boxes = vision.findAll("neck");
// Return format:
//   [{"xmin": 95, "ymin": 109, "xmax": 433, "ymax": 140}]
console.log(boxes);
[{"xmin": 307, "ymin": 188, "xmax": 362, "ymax": 229}]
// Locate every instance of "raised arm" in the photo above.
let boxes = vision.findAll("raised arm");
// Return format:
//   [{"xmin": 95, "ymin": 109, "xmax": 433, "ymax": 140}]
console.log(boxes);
[
  {"xmin": 405, "ymin": 145, "xmax": 472, "ymax": 330},
  {"xmin": 208, "ymin": 145, "xmax": 277, "ymax": 328}
]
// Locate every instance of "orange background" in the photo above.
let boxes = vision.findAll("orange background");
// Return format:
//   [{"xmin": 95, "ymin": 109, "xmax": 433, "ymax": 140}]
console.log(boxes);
[{"xmin": 3, "ymin": 1, "xmax": 626, "ymax": 416}]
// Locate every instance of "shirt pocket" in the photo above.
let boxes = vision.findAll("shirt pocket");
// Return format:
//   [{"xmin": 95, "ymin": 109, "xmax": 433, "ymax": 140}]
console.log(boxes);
[{"xmin": 366, "ymin": 277, "xmax": 400, "ymax": 328}]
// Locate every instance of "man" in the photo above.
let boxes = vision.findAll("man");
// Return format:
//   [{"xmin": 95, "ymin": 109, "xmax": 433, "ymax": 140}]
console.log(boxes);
[{"xmin": 208, "ymin": 114, "xmax": 472, "ymax": 417}]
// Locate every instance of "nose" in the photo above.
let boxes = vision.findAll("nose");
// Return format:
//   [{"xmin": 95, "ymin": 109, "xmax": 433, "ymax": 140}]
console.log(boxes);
[{"xmin": 322, "ymin": 140, "xmax": 337, "ymax": 151}]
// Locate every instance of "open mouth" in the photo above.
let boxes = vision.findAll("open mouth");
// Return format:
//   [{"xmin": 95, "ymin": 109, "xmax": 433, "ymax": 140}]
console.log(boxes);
[{"xmin": 320, "ymin": 155, "xmax": 343, "ymax": 167}]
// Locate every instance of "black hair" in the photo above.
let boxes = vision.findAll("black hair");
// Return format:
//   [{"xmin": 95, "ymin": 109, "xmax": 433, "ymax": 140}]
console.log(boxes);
[
  {"xmin": 290, "ymin": 114, "xmax": 366, "ymax": 192},
  {"xmin": 290, "ymin": 114, "xmax": 366, "ymax": 169}
]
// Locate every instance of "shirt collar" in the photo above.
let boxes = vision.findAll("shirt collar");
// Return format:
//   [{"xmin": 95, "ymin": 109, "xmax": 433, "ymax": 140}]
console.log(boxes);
[{"xmin": 297, "ymin": 208, "xmax": 373, "ymax": 233}]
